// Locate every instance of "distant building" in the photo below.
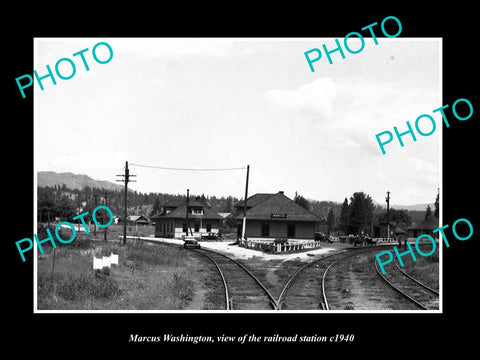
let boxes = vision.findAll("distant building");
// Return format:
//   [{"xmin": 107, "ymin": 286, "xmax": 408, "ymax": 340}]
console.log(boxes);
[
  {"xmin": 315, "ymin": 218, "xmax": 329, "ymax": 234},
  {"xmin": 151, "ymin": 197, "xmax": 223, "ymax": 238},
  {"xmin": 408, "ymin": 216, "xmax": 439, "ymax": 239},
  {"xmin": 127, "ymin": 215, "xmax": 150, "ymax": 226},
  {"xmin": 218, "ymin": 212, "xmax": 234, "ymax": 219},
  {"xmin": 161, "ymin": 198, "xmax": 185, "ymax": 215},
  {"xmin": 235, "ymin": 191, "xmax": 321, "ymax": 240}
]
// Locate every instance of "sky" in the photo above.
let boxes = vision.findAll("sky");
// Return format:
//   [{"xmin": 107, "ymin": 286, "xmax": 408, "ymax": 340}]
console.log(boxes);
[{"xmin": 35, "ymin": 37, "xmax": 441, "ymax": 206}]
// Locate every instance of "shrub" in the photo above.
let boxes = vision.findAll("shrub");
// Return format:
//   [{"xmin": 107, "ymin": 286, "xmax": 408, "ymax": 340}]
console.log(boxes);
[
  {"xmin": 126, "ymin": 241, "xmax": 183, "ymax": 266},
  {"xmin": 56, "ymin": 272, "xmax": 121, "ymax": 302},
  {"xmin": 169, "ymin": 272, "xmax": 194, "ymax": 303}
]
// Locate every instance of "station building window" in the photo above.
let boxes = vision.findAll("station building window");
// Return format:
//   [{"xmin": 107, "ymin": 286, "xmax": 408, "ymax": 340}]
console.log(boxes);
[
  {"xmin": 261, "ymin": 222, "xmax": 270, "ymax": 237},
  {"xmin": 287, "ymin": 223, "xmax": 296, "ymax": 238}
]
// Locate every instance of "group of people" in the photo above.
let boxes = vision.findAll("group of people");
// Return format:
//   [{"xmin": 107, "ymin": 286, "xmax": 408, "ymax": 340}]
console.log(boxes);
[{"xmin": 349, "ymin": 230, "xmax": 408, "ymax": 248}]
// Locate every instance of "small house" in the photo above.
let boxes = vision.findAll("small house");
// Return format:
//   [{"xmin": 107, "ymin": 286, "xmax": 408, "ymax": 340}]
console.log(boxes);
[
  {"xmin": 151, "ymin": 197, "xmax": 223, "ymax": 239},
  {"xmin": 127, "ymin": 215, "xmax": 150, "ymax": 226}
]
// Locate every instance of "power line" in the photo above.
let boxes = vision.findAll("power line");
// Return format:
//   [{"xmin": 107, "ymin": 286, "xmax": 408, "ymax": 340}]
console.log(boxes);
[{"xmin": 130, "ymin": 162, "xmax": 246, "ymax": 172}]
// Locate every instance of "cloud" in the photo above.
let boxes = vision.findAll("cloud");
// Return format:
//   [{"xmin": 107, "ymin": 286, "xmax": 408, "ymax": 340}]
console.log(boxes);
[
  {"xmin": 265, "ymin": 77, "xmax": 336, "ymax": 121},
  {"xmin": 266, "ymin": 76, "xmax": 440, "ymax": 156},
  {"xmin": 112, "ymin": 38, "xmax": 236, "ymax": 60}
]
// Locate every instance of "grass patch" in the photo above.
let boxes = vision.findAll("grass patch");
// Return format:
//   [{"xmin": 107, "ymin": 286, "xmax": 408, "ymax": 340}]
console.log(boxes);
[
  {"xmin": 399, "ymin": 247, "xmax": 439, "ymax": 291},
  {"xmin": 39, "ymin": 272, "xmax": 121, "ymax": 303},
  {"xmin": 37, "ymin": 239, "xmax": 217, "ymax": 310},
  {"xmin": 169, "ymin": 272, "xmax": 195, "ymax": 303}
]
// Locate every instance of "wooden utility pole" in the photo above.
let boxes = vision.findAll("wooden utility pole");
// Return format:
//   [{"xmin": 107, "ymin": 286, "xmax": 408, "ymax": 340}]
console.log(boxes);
[
  {"xmin": 103, "ymin": 191, "xmax": 114, "ymax": 241},
  {"xmin": 186, "ymin": 188, "xmax": 190, "ymax": 237},
  {"xmin": 92, "ymin": 194, "xmax": 98, "ymax": 238},
  {"xmin": 241, "ymin": 165, "xmax": 250, "ymax": 240},
  {"xmin": 386, "ymin": 191, "xmax": 390, "ymax": 240},
  {"xmin": 116, "ymin": 161, "xmax": 136, "ymax": 246}
]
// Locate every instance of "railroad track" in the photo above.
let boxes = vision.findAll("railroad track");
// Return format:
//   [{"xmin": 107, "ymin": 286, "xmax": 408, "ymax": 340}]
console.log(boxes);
[
  {"xmin": 139, "ymin": 238, "xmax": 438, "ymax": 311},
  {"xmin": 278, "ymin": 251, "xmax": 341, "ymax": 310},
  {"xmin": 278, "ymin": 247, "xmax": 384, "ymax": 310},
  {"xmin": 374, "ymin": 256, "xmax": 439, "ymax": 310},
  {"xmin": 192, "ymin": 248, "xmax": 278, "ymax": 310}
]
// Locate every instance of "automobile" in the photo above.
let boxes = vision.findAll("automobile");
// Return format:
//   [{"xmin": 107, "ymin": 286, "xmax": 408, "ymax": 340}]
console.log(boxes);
[
  {"xmin": 315, "ymin": 232, "xmax": 333, "ymax": 243},
  {"xmin": 183, "ymin": 238, "xmax": 201, "ymax": 249},
  {"xmin": 201, "ymin": 232, "xmax": 223, "ymax": 240}
]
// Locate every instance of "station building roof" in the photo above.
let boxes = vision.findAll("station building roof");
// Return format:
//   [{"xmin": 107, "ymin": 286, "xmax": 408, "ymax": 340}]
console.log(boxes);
[{"xmin": 236, "ymin": 191, "xmax": 321, "ymax": 222}]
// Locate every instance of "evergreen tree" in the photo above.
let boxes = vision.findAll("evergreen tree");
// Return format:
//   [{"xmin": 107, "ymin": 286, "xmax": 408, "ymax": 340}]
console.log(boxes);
[
  {"xmin": 294, "ymin": 191, "xmax": 310, "ymax": 211},
  {"xmin": 340, "ymin": 198, "xmax": 349, "ymax": 235},
  {"xmin": 225, "ymin": 196, "xmax": 233, "ymax": 213},
  {"xmin": 348, "ymin": 192, "xmax": 374, "ymax": 234},
  {"xmin": 434, "ymin": 192, "xmax": 439, "ymax": 218},
  {"xmin": 326, "ymin": 208, "xmax": 335, "ymax": 235},
  {"xmin": 425, "ymin": 204, "xmax": 432, "ymax": 220},
  {"xmin": 150, "ymin": 196, "xmax": 161, "ymax": 217}
]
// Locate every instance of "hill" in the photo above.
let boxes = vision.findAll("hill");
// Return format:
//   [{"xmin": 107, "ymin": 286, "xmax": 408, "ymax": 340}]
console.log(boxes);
[
  {"xmin": 37, "ymin": 171, "xmax": 123, "ymax": 191},
  {"xmin": 379, "ymin": 203, "xmax": 434, "ymax": 211}
]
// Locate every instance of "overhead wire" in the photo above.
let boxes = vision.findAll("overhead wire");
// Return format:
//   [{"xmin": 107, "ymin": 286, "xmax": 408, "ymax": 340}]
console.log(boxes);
[{"xmin": 130, "ymin": 163, "xmax": 246, "ymax": 172}]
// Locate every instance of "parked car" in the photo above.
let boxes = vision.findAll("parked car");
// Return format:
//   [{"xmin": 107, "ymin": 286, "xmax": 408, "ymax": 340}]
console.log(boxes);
[
  {"xmin": 201, "ymin": 232, "xmax": 223, "ymax": 240},
  {"xmin": 184, "ymin": 238, "xmax": 201, "ymax": 249},
  {"xmin": 315, "ymin": 232, "xmax": 333, "ymax": 243}
]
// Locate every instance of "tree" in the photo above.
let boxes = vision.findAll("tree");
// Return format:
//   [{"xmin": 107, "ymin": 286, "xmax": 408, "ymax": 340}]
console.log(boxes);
[
  {"xmin": 57, "ymin": 196, "xmax": 76, "ymax": 220},
  {"xmin": 434, "ymin": 192, "xmax": 439, "ymax": 218},
  {"xmin": 294, "ymin": 191, "xmax": 310, "ymax": 211},
  {"xmin": 150, "ymin": 196, "xmax": 161, "ymax": 217},
  {"xmin": 425, "ymin": 205, "xmax": 432, "ymax": 220},
  {"xmin": 348, "ymin": 192, "xmax": 375, "ymax": 234},
  {"xmin": 339, "ymin": 198, "xmax": 349, "ymax": 235},
  {"xmin": 326, "ymin": 208, "xmax": 335, "ymax": 235},
  {"xmin": 38, "ymin": 187, "xmax": 56, "ymax": 223},
  {"xmin": 224, "ymin": 196, "xmax": 233, "ymax": 213},
  {"xmin": 377, "ymin": 208, "xmax": 412, "ymax": 228}
]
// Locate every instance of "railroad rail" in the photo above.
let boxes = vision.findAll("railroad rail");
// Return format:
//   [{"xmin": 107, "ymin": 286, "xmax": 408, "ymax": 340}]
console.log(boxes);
[
  {"xmin": 126, "ymin": 237, "xmax": 277, "ymax": 310},
  {"xmin": 131, "ymin": 237, "xmax": 439, "ymax": 311},
  {"xmin": 374, "ymin": 256, "xmax": 439, "ymax": 310},
  {"xmin": 393, "ymin": 256, "xmax": 439, "ymax": 296},
  {"xmin": 192, "ymin": 248, "xmax": 278, "ymax": 310},
  {"xmin": 278, "ymin": 246, "xmax": 386, "ymax": 310},
  {"xmin": 277, "ymin": 251, "xmax": 340, "ymax": 310}
]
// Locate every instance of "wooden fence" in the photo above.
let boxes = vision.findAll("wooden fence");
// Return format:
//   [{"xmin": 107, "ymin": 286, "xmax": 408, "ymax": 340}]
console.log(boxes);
[{"xmin": 238, "ymin": 239, "xmax": 322, "ymax": 254}]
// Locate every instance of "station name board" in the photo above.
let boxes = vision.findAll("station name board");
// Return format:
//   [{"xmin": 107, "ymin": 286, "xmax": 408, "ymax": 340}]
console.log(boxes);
[{"xmin": 271, "ymin": 213, "xmax": 287, "ymax": 219}]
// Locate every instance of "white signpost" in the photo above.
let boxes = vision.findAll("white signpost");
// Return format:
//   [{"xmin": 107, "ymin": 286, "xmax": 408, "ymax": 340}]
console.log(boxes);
[{"xmin": 93, "ymin": 253, "xmax": 119, "ymax": 270}]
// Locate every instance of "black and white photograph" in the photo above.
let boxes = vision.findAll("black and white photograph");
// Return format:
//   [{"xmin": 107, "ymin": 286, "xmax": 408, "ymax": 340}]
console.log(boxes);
[{"xmin": 33, "ymin": 37, "xmax": 441, "ymax": 313}]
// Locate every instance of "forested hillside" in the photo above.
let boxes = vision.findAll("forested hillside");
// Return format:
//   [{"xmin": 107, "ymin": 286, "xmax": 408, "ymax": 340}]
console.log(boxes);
[{"xmin": 37, "ymin": 171, "xmax": 433, "ymax": 235}]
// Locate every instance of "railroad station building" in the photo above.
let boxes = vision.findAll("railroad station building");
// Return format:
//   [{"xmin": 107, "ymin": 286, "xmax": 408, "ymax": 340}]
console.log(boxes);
[
  {"xmin": 407, "ymin": 216, "xmax": 439, "ymax": 239},
  {"xmin": 151, "ymin": 197, "xmax": 223, "ymax": 239},
  {"xmin": 234, "ymin": 191, "xmax": 321, "ymax": 240}
]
